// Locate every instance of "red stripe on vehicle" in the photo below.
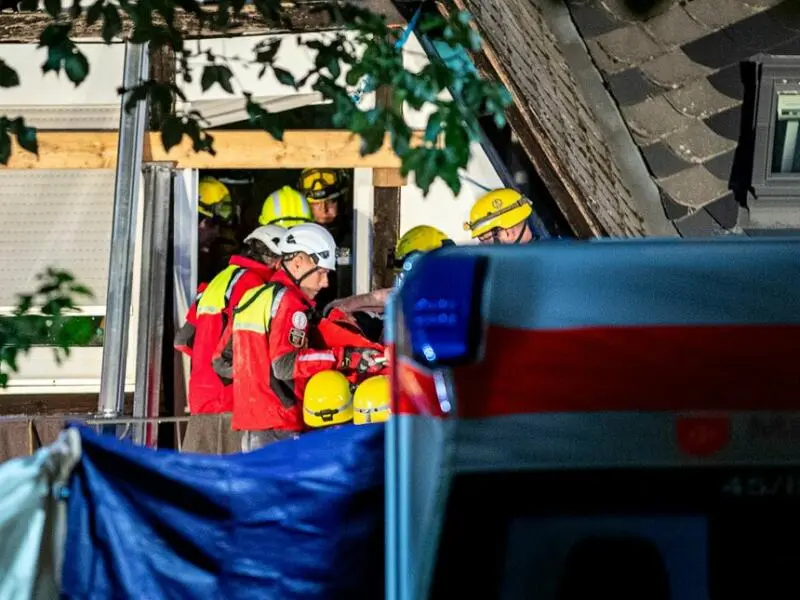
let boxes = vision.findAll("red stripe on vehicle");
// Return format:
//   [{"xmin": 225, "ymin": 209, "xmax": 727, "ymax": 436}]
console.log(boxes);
[{"xmin": 446, "ymin": 324, "xmax": 800, "ymax": 418}]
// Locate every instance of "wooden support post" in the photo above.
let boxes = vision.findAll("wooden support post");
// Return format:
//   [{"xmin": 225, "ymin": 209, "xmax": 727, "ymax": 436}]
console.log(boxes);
[
  {"xmin": 373, "ymin": 167, "xmax": 406, "ymax": 188},
  {"xmin": 148, "ymin": 43, "xmax": 176, "ymax": 131},
  {"xmin": 371, "ymin": 86, "xmax": 403, "ymax": 290}
]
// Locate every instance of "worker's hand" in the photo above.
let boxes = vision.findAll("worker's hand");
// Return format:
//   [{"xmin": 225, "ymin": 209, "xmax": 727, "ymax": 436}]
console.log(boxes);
[{"xmin": 339, "ymin": 347, "xmax": 385, "ymax": 374}]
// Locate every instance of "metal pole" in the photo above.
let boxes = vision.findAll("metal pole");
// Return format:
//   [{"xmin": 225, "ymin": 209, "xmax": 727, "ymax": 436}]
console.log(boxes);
[
  {"xmin": 97, "ymin": 42, "xmax": 150, "ymax": 417},
  {"xmin": 132, "ymin": 164, "xmax": 173, "ymax": 447}
]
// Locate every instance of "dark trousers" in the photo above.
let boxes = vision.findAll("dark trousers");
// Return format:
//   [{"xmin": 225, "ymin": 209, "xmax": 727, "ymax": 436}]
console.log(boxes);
[{"xmin": 240, "ymin": 429, "xmax": 299, "ymax": 453}]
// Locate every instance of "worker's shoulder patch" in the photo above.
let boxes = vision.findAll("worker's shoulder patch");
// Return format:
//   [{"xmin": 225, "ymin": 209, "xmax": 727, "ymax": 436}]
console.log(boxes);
[
  {"xmin": 288, "ymin": 328, "xmax": 307, "ymax": 348},
  {"xmin": 291, "ymin": 311, "xmax": 309, "ymax": 330}
]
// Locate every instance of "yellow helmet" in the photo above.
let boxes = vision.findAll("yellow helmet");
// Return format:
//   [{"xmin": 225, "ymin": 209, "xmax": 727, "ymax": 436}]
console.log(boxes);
[
  {"xmin": 198, "ymin": 176, "xmax": 233, "ymax": 223},
  {"xmin": 464, "ymin": 188, "xmax": 532, "ymax": 238},
  {"xmin": 259, "ymin": 186, "xmax": 313, "ymax": 227},
  {"xmin": 303, "ymin": 370, "xmax": 354, "ymax": 428},
  {"xmin": 392, "ymin": 225, "xmax": 454, "ymax": 270},
  {"xmin": 353, "ymin": 375, "xmax": 391, "ymax": 425},
  {"xmin": 298, "ymin": 168, "xmax": 346, "ymax": 203}
]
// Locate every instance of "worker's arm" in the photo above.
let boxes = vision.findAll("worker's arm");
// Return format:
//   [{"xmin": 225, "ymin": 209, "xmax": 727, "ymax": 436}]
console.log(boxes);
[
  {"xmin": 270, "ymin": 293, "xmax": 385, "ymax": 386},
  {"xmin": 173, "ymin": 283, "xmax": 209, "ymax": 356},
  {"xmin": 211, "ymin": 322, "xmax": 234, "ymax": 384},
  {"xmin": 270, "ymin": 292, "xmax": 338, "ymax": 383},
  {"xmin": 323, "ymin": 288, "xmax": 391, "ymax": 316}
]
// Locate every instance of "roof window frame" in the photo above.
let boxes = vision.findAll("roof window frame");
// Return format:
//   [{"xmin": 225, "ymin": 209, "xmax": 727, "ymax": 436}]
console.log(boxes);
[{"xmin": 752, "ymin": 54, "xmax": 800, "ymax": 199}]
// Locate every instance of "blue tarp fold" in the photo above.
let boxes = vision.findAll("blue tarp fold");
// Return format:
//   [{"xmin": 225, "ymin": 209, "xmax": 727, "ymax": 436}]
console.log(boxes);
[{"xmin": 61, "ymin": 424, "xmax": 385, "ymax": 600}]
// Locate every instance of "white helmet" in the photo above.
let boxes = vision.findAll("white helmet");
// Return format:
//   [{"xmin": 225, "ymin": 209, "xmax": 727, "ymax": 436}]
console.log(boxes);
[
  {"xmin": 244, "ymin": 224, "xmax": 286, "ymax": 256},
  {"xmin": 280, "ymin": 223, "xmax": 337, "ymax": 271}
]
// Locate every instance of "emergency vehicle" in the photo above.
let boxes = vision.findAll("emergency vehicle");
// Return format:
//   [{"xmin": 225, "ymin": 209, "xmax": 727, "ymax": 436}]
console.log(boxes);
[{"xmin": 386, "ymin": 238, "xmax": 800, "ymax": 600}]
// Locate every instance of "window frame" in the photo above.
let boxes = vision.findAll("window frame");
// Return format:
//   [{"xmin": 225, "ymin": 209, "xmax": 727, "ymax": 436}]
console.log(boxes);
[{"xmin": 752, "ymin": 55, "xmax": 800, "ymax": 198}]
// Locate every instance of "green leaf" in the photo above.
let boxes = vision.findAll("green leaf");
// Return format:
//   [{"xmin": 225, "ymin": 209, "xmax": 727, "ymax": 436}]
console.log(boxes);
[
  {"xmin": 325, "ymin": 54, "xmax": 341, "ymax": 79},
  {"xmin": 86, "ymin": 0, "xmax": 103, "ymax": 25},
  {"xmin": 64, "ymin": 50, "xmax": 90, "ymax": 85},
  {"xmin": 160, "ymin": 116, "xmax": 184, "ymax": 151},
  {"xmin": 44, "ymin": 0, "xmax": 62, "ymax": 18},
  {"xmin": 246, "ymin": 99, "xmax": 284, "ymax": 141},
  {"xmin": 69, "ymin": 0, "xmax": 82, "ymax": 19},
  {"xmin": 272, "ymin": 67, "xmax": 296, "ymax": 88},
  {"xmin": 39, "ymin": 24, "xmax": 71, "ymax": 49},
  {"xmin": 122, "ymin": 84, "xmax": 148, "ymax": 113},
  {"xmin": 200, "ymin": 64, "xmax": 235, "ymax": 94},
  {"xmin": 42, "ymin": 42, "xmax": 70, "ymax": 75},
  {"xmin": 102, "ymin": 4, "xmax": 123, "ymax": 42},
  {"xmin": 344, "ymin": 66, "xmax": 363, "ymax": 87},
  {"xmin": 254, "ymin": 39, "xmax": 281, "ymax": 64},
  {"xmin": 0, "ymin": 60, "xmax": 19, "ymax": 88},
  {"xmin": 69, "ymin": 284, "xmax": 94, "ymax": 298},
  {"xmin": 12, "ymin": 119, "xmax": 38, "ymax": 156},
  {"xmin": 0, "ymin": 125, "xmax": 10, "ymax": 166},
  {"xmin": 57, "ymin": 318, "xmax": 95, "ymax": 346},
  {"xmin": 424, "ymin": 117, "xmax": 443, "ymax": 143}
]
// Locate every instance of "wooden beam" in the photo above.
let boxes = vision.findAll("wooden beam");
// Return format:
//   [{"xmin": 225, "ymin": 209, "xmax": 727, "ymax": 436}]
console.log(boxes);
[
  {"xmin": 372, "ymin": 167, "xmax": 406, "ymax": 187},
  {"xmin": 1, "ymin": 130, "xmax": 424, "ymax": 170},
  {"xmin": 0, "ymin": 1, "xmax": 406, "ymax": 42},
  {"xmin": 371, "ymin": 85, "xmax": 403, "ymax": 290}
]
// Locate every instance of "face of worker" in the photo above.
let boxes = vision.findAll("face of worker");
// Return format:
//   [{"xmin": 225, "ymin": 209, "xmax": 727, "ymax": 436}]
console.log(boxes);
[
  {"xmin": 310, "ymin": 200, "xmax": 339, "ymax": 226},
  {"xmin": 287, "ymin": 253, "xmax": 330, "ymax": 298},
  {"xmin": 477, "ymin": 221, "xmax": 533, "ymax": 245}
]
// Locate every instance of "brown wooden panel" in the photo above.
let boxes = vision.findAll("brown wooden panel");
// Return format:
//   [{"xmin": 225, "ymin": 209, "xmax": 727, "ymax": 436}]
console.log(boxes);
[{"xmin": 0, "ymin": 130, "xmax": 424, "ymax": 170}]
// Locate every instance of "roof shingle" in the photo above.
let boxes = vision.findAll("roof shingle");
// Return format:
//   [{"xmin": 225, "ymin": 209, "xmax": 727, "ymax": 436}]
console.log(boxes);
[{"xmin": 565, "ymin": 0, "xmax": 800, "ymax": 231}]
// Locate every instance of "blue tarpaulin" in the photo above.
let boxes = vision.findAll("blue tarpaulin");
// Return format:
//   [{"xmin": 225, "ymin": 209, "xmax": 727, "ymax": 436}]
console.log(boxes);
[{"xmin": 61, "ymin": 424, "xmax": 385, "ymax": 600}]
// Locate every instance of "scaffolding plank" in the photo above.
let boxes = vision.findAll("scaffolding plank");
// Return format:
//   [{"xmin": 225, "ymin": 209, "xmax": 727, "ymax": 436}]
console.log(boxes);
[{"xmin": 1, "ymin": 130, "xmax": 424, "ymax": 170}]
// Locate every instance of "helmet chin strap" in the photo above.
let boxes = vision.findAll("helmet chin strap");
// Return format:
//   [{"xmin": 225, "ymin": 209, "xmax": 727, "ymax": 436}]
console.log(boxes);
[
  {"xmin": 282, "ymin": 257, "xmax": 320, "ymax": 288},
  {"xmin": 511, "ymin": 221, "xmax": 530, "ymax": 244},
  {"xmin": 491, "ymin": 220, "xmax": 530, "ymax": 245}
]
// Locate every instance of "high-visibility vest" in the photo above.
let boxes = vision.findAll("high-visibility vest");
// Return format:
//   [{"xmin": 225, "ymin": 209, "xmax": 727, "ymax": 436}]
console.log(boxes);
[
  {"xmin": 230, "ymin": 283, "xmax": 307, "ymax": 431},
  {"xmin": 187, "ymin": 265, "xmax": 247, "ymax": 414}
]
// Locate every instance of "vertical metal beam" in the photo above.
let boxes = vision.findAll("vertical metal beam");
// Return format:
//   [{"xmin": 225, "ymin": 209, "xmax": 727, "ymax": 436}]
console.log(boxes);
[
  {"xmin": 97, "ymin": 42, "xmax": 149, "ymax": 417},
  {"xmin": 172, "ymin": 169, "xmax": 199, "ymax": 416},
  {"xmin": 132, "ymin": 163, "xmax": 173, "ymax": 447}
]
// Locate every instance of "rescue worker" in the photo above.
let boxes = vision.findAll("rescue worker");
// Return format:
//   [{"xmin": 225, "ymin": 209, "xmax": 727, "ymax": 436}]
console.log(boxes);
[
  {"xmin": 221, "ymin": 223, "xmax": 386, "ymax": 452},
  {"xmin": 353, "ymin": 374, "xmax": 391, "ymax": 425},
  {"xmin": 324, "ymin": 225, "xmax": 455, "ymax": 341},
  {"xmin": 303, "ymin": 370, "xmax": 354, "ymax": 429},
  {"xmin": 174, "ymin": 224, "xmax": 286, "ymax": 414},
  {"xmin": 198, "ymin": 176, "xmax": 237, "ymax": 283},
  {"xmin": 298, "ymin": 169, "xmax": 353, "ymax": 311},
  {"xmin": 258, "ymin": 185, "xmax": 313, "ymax": 228},
  {"xmin": 464, "ymin": 188, "xmax": 535, "ymax": 245}
]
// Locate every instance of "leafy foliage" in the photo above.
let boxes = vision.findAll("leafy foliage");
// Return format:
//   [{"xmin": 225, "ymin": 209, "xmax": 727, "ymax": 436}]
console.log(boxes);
[
  {"xmin": 0, "ymin": 269, "xmax": 95, "ymax": 388},
  {"xmin": 0, "ymin": 0, "xmax": 512, "ymax": 194}
]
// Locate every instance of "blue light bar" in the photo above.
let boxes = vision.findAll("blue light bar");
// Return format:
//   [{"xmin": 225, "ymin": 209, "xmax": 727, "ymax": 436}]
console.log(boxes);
[{"xmin": 398, "ymin": 252, "xmax": 486, "ymax": 366}]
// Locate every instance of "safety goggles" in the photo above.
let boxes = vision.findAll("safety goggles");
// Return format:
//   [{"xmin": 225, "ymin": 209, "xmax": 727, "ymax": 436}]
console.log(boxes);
[
  {"xmin": 463, "ymin": 195, "xmax": 532, "ymax": 234},
  {"xmin": 299, "ymin": 169, "xmax": 347, "ymax": 202},
  {"xmin": 198, "ymin": 200, "xmax": 233, "ymax": 224}
]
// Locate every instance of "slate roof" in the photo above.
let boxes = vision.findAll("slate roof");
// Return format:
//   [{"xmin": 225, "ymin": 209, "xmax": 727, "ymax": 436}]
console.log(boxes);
[{"xmin": 567, "ymin": 0, "xmax": 800, "ymax": 235}]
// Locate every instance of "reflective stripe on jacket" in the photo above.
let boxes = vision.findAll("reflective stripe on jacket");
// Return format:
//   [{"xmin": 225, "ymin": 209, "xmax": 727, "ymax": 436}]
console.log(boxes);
[
  {"xmin": 187, "ymin": 256, "xmax": 274, "ymax": 414},
  {"xmin": 226, "ymin": 270, "xmax": 340, "ymax": 431}
]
